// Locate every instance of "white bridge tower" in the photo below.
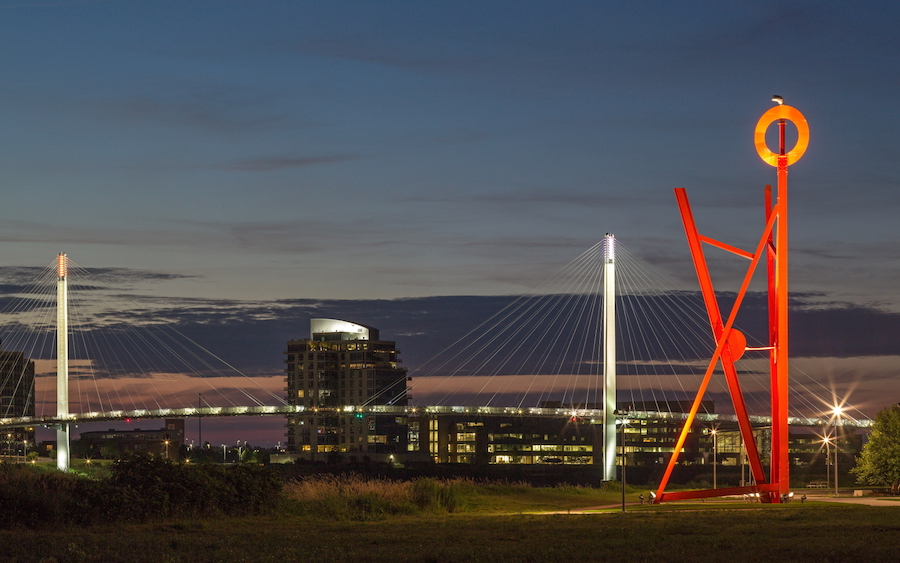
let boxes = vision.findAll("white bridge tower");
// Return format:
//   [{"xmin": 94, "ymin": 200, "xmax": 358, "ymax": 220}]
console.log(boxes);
[
  {"xmin": 602, "ymin": 234, "xmax": 617, "ymax": 481},
  {"xmin": 56, "ymin": 253, "xmax": 70, "ymax": 471}
]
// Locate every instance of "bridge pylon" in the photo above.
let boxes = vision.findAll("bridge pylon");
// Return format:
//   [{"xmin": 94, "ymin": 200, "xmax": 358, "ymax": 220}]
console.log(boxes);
[
  {"xmin": 56, "ymin": 253, "xmax": 70, "ymax": 472},
  {"xmin": 601, "ymin": 234, "xmax": 617, "ymax": 481}
]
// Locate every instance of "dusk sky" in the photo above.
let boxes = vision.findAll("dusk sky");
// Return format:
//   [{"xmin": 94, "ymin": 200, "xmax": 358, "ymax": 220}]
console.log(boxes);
[{"xmin": 2, "ymin": 1, "xmax": 899, "ymax": 445}]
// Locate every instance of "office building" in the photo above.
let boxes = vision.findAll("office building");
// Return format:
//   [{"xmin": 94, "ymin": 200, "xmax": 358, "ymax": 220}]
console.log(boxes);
[
  {"xmin": 77, "ymin": 419, "xmax": 185, "ymax": 460},
  {"xmin": 284, "ymin": 319, "xmax": 408, "ymax": 456},
  {"xmin": 0, "ymin": 340, "xmax": 35, "ymax": 456}
]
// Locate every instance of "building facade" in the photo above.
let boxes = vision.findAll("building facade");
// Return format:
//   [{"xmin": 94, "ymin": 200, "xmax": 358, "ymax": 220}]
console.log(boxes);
[
  {"xmin": 285, "ymin": 319, "xmax": 408, "ymax": 456},
  {"xmin": 0, "ymin": 340, "xmax": 36, "ymax": 456},
  {"xmin": 76, "ymin": 419, "xmax": 185, "ymax": 460},
  {"xmin": 410, "ymin": 402, "xmax": 714, "ymax": 467}
]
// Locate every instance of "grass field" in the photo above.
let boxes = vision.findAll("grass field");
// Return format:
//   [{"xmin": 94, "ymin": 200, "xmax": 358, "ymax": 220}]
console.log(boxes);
[{"xmin": 2, "ymin": 478, "xmax": 899, "ymax": 563}]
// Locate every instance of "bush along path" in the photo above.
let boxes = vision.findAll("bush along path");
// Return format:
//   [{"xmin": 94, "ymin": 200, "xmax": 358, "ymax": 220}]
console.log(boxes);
[{"xmin": 0, "ymin": 453, "xmax": 282, "ymax": 529}]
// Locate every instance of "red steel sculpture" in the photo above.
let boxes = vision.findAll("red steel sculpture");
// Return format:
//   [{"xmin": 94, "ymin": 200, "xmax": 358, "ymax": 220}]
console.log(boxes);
[{"xmin": 653, "ymin": 102, "xmax": 809, "ymax": 504}]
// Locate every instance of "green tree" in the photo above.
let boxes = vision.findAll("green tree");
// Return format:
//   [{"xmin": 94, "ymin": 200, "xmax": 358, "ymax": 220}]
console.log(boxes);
[
  {"xmin": 100, "ymin": 441, "xmax": 120, "ymax": 460},
  {"xmin": 851, "ymin": 404, "xmax": 900, "ymax": 494}
]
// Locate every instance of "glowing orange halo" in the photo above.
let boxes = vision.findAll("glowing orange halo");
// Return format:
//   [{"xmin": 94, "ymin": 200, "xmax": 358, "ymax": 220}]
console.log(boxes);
[{"xmin": 754, "ymin": 105, "xmax": 809, "ymax": 166}]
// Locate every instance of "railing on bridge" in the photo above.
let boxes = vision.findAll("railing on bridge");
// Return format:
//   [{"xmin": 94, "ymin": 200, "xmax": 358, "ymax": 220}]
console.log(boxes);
[{"xmin": 0, "ymin": 405, "xmax": 872, "ymax": 429}]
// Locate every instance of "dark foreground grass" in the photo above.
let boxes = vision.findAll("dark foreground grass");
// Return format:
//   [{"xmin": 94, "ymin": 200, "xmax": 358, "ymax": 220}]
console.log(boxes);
[{"xmin": 2, "ymin": 504, "xmax": 899, "ymax": 563}]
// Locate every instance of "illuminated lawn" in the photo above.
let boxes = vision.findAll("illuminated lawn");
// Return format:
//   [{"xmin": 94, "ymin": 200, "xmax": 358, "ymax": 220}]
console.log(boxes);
[{"xmin": 2, "ymin": 499, "xmax": 899, "ymax": 562}]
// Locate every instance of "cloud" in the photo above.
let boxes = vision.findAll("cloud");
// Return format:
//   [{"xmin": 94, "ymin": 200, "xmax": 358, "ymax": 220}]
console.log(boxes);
[
  {"xmin": 0, "ymin": 220, "xmax": 211, "ymax": 248},
  {"xmin": 289, "ymin": 29, "xmax": 482, "ymax": 73},
  {"xmin": 408, "ymin": 190, "xmax": 662, "ymax": 208},
  {"xmin": 217, "ymin": 154, "xmax": 360, "ymax": 172},
  {"xmin": 106, "ymin": 87, "xmax": 289, "ymax": 136},
  {"xmin": 0, "ymin": 0, "xmax": 121, "ymax": 8},
  {"xmin": 0, "ymin": 265, "xmax": 193, "ymax": 291}
]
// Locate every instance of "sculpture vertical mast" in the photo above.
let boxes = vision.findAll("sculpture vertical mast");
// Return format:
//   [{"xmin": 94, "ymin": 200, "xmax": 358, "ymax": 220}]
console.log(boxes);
[
  {"xmin": 770, "ymin": 108, "xmax": 792, "ymax": 497},
  {"xmin": 602, "ymin": 234, "xmax": 617, "ymax": 481},
  {"xmin": 56, "ymin": 253, "xmax": 69, "ymax": 472}
]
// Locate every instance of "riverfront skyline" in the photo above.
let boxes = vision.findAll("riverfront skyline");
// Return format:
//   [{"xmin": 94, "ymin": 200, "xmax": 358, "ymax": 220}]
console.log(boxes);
[{"xmin": 3, "ymin": 1, "xmax": 900, "ymax": 444}]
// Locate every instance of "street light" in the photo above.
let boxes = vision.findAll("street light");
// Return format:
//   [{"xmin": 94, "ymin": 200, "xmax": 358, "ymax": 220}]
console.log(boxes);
[
  {"xmin": 710, "ymin": 428, "xmax": 718, "ymax": 490},
  {"xmin": 164, "ymin": 440, "xmax": 170, "ymax": 460},
  {"xmin": 832, "ymin": 406, "xmax": 844, "ymax": 497},
  {"xmin": 822, "ymin": 435, "xmax": 832, "ymax": 490},
  {"xmin": 618, "ymin": 416, "xmax": 628, "ymax": 512}
]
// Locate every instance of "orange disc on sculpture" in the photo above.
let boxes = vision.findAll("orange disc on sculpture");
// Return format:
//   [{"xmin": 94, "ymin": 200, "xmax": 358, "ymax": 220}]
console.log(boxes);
[
  {"xmin": 726, "ymin": 329, "xmax": 747, "ymax": 361},
  {"xmin": 754, "ymin": 105, "xmax": 809, "ymax": 166}
]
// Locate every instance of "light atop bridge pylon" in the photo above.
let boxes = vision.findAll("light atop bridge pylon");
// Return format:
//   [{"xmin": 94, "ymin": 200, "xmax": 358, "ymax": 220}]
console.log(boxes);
[{"xmin": 57, "ymin": 253, "xmax": 68, "ymax": 279}]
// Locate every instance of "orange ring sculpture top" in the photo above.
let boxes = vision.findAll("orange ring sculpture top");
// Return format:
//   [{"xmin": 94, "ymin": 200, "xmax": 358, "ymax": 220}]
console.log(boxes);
[{"xmin": 754, "ymin": 105, "xmax": 809, "ymax": 166}]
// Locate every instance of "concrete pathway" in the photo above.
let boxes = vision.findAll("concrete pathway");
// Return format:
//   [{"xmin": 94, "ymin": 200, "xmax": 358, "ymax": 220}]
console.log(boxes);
[
  {"xmin": 543, "ymin": 495, "xmax": 900, "ymax": 514},
  {"xmin": 812, "ymin": 496, "xmax": 900, "ymax": 507}
]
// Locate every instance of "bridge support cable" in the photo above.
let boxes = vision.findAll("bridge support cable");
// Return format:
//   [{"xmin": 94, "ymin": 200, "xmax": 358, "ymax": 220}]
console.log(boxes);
[
  {"xmin": 614, "ymin": 250, "xmax": 718, "ymax": 414},
  {"xmin": 613, "ymin": 246, "xmax": 856, "ymax": 424},
  {"xmin": 402, "ymin": 241, "xmax": 609, "ymax": 408},
  {"xmin": 0, "ymin": 264, "xmax": 57, "ymax": 419},
  {"xmin": 0, "ymin": 257, "xmax": 291, "ymax": 457},
  {"xmin": 65, "ymin": 262, "xmax": 240, "ymax": 410},
  {"xmin": 403, "ymin": 238, "xmax": 731, "ymax": 417},
  {"xmin": 62, "ymin": 260, "xmax": 287, "ymax": 411}
]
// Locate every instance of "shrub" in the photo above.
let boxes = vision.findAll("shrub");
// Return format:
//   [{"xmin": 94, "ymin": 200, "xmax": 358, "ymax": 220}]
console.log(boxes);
[
  {"xmin": 284, "ymin": 474, "xmax": 415, "ymax": 520},
  {"xmin": 283, "ymin": 474, "xmax": 468, "ymax": 520},
  {"xmin": 0, "ymin": 453, "xmax": 282, "ymax": 529},
  {"xmin": 0, "ymin": 465, "xmax": 108, "ymax": 528},
  {"xmin": 109, "ymin": 453, "xmax": 282, "ymax": 519},
  {"xmin": 410, "ymin": 477, "xmax": 462, "ymax": 512}
]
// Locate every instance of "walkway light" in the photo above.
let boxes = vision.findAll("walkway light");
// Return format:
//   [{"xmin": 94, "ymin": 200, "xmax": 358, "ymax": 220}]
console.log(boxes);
[
  {"xmin": 831, "ymin": 407, "xmax": 845, "ymax": 497},
  {"xmin": 822, "ymin": 435, "xmax": 832, "ymax": 490}
]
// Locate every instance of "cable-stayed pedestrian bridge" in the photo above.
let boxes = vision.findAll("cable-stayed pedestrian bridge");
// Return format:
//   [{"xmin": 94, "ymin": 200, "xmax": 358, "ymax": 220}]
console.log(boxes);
[{"xmin": 0, "ymin": 242, "xmax": 873, "ymax": 476}]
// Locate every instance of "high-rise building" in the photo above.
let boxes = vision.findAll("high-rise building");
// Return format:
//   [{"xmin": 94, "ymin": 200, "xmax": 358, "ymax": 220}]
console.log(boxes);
[
  {"xmin": 0, "ymin": 340, "xmax": 36, "ymax": 457},
  {"xmin": 284, "ymin": 319, "xmax": 408, "ymax": 457}
]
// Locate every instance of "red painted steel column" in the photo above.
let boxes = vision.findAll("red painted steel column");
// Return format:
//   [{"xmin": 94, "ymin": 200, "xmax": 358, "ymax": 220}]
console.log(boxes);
[
  {"xmin": 755, "ymin": 103, "xmax": 808, "ymax": 501},
  {"xmin": 773, "ymin": 144, "xmax": 790, "ymax": 498}
]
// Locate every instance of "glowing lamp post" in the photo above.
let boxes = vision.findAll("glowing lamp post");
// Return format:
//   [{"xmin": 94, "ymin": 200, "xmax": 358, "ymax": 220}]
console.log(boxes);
[
  {"xmin": 832, "ymin": 406, "xmax": 844, "ymax": 497},
  {"xmin": 711, "ymin": 428, "xmax": 718, "ymax": 490},
  {"xmin": 618, "ymin": 415, "xmax": 628, "ymax": 512}
]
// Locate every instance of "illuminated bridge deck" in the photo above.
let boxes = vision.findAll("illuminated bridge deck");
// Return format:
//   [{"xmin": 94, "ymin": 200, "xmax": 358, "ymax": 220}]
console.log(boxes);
[{"xmin": 0, "ymin": 405, "xmax": 872, "ymax": 429}]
